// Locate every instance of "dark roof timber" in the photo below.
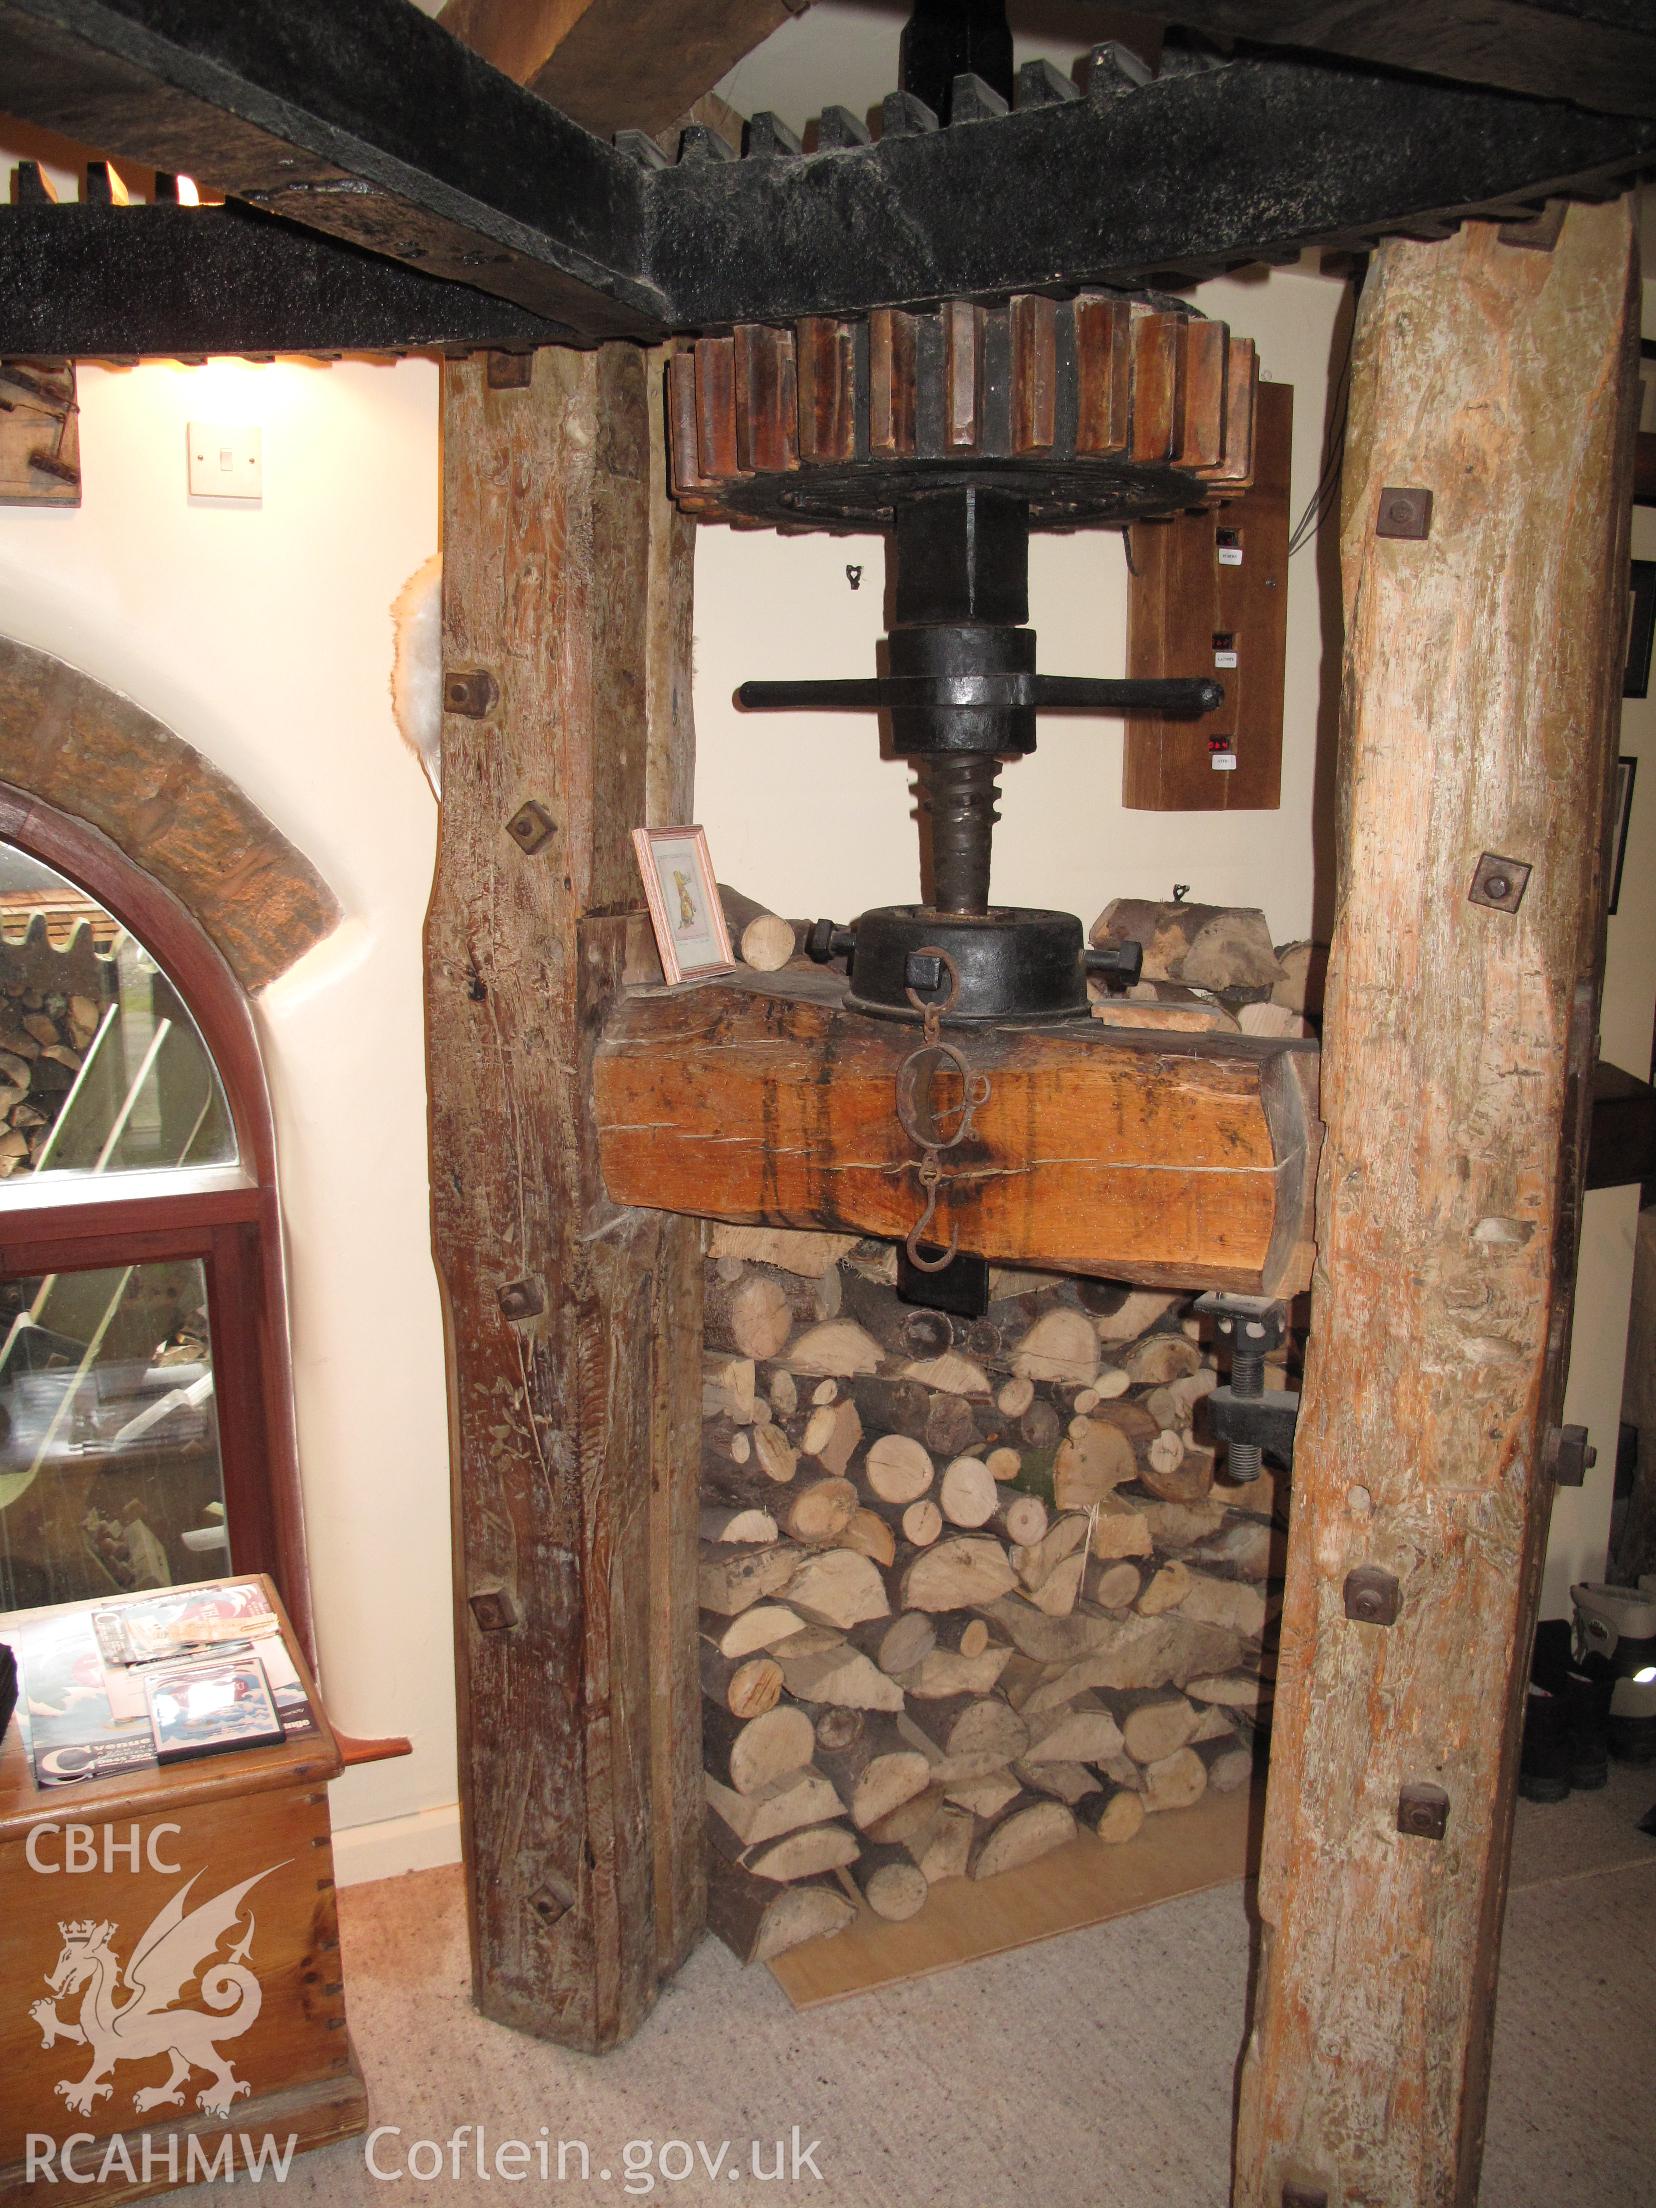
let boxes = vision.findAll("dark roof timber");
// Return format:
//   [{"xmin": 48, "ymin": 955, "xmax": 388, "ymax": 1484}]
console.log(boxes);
[
  {"xmin": 0, "ymin": 0, "xmax": 1650, "ymax": 359},
  {"xmin": 1140, "ymin": 2, "xmax": 1656, "ymax": 122}
]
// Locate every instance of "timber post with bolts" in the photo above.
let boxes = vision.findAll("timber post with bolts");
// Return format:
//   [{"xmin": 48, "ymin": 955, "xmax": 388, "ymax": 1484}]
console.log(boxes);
[
  {"xmin": 1234, "ymin": 197, "xmax": 1638, "ymax": 2207},
  {"xmin": 427, "ymin": 343, "xmax": 704, "ymax": 2050}
]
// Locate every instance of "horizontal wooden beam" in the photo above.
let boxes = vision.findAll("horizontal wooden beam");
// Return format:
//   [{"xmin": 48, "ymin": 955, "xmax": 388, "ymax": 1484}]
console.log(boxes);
[
  {"xmin": 596, "ymin": 976, "xmax": 1320, "ymax": 1297},
  {"xmin": 1131, "ymin": 2, "xmax": 1656, "ymax": 121},
  {"xmin": 440, "ymin": 0, "xmax": 803, "ymax": 138},
  {"xmin": 0, "ymin": 0, "xmax": 660, "ymax": 338}
]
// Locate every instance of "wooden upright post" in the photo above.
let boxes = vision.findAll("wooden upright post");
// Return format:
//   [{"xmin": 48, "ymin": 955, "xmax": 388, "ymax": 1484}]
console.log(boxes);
[
  {"xmin": 1235, "ymin": 201, "xmax": 1637, "ymax": 2207},
  {"xmin": 427, "ymin": 345, "xmax": 704, "ymax": 2050}
]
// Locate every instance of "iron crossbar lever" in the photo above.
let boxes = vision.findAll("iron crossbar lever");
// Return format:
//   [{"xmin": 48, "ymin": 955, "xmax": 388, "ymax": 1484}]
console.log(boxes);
[{"xmin": 737, "ymin": 674, "xmax": 1223, "ymax": 714}]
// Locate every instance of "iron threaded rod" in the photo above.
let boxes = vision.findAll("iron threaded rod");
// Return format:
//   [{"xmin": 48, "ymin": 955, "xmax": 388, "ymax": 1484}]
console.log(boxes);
[
  {"xmin": 919, "ymin": 753, "xmax": 1001, "ymax": 914},
  {"xmin": 1227, "ymin": 1338, "xmax": 1266, "ymax": 1485}
]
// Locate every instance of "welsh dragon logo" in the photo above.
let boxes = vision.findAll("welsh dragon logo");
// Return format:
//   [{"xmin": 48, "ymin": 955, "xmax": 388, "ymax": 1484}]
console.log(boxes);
[{"xmin": 30, "ymin": 1865, "xmax": 282, "ymax": 2118}]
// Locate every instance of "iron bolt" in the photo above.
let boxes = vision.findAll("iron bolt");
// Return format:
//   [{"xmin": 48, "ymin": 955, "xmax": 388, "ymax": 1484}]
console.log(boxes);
[
  {"xmin": 497, "ymin": 1277, "xmax": 545, "ymax": 1321},
  {"xmin": 1397, "ymin": 1781, "xmax": 1450, "ymax": 1840},
  {"xmin": 1343, "ymin": 1565, "xmax": 1402, "ymax": 1627},
  {"xmin": 505, "ymin": 802, "xmax": 556, "ymax": 855},
  {"xmin": 468, "ymin": 1587, "xmax": 519, "ymax": 1633}
]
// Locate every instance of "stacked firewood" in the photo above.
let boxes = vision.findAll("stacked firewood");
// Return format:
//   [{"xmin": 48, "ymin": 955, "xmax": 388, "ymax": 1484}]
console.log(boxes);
[
  {"xmin": 700, "ymin": 1228, "xmax": 1288, "ymax": 1965},
  {"xmin": 0, "ymin": 973, "xmax": 102, "ymax": 1176}
]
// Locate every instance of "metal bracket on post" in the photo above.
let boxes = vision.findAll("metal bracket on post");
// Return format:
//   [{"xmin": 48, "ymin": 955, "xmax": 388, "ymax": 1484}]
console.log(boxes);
[{"xmin": 1196, "ymin": 1291, "xmax": 1299, "ymax": 1476}]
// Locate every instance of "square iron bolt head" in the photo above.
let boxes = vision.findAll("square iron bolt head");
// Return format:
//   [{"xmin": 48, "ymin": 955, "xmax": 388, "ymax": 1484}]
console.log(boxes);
[
  {"xmin": 1376, "ymin": 485, "xmax": 1433, "ymax": 539},
  {"xmin": 505, "ymin": 802, "xmax": 557, "ymax": 856},
  {"xmin": 443, "ymin": 666, "xmax": 498, "ymax": 719},
  {"xmin": 468, "ymin": 1587, "xmax": 519, "ymax": 1633},
  {"xmin": 1397, "ymin": 1781, "xmax": 1450, "ymax": 1840},
  {"xmin": 1468, "ymin": 851, "xmax": 1531, "ymax": 913},
  {"xmin": 1343, "ymin": 1565, "xmax": 1402, "ymax": 1627},
  {"xmin": 1545, "ymin": 1422, "xmax": 1597, "ymax": 1487},
  {"xmin": 497, "ymin": 1277, "xmax": 545, "ymax": 1322},
  {"xmin": 1281, "ymin": 2186, "xmax": 1329, "ymax": 2208}
]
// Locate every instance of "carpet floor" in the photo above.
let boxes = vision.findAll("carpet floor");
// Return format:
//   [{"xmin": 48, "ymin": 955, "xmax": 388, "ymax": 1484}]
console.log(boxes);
[{"xmin": 157, "ymin": 1764, "xmax": 1656, "ymax": 2208}]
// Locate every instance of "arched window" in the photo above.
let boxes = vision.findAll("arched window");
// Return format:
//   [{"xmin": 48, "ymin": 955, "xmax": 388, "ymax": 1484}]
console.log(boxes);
[{"xmin": 0, "ymin": 785, "xmax": 307, "ymax": 1649}]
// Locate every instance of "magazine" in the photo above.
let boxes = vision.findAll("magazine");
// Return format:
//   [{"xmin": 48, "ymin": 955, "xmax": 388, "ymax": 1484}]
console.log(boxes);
[
  {"xmin": 146, "ymin": 1653, "xmax": 285, "ymax": 1763},
  {"xmin": 13, "ymin": 1578, "xmax": 317, "ymax": 1787}
]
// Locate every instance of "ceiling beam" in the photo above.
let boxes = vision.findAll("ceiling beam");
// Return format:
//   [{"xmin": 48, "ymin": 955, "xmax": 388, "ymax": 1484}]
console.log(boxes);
[
  {"xmin": 647, "ymin": 55, "xmax": 1656, "ymax": 327},
  {"xmin": 1138, "ymin": 2, "xmax": 1656, "ymax": 119},
  {"xmin": 0, "ymin": 0, "xmax": 663, "ymax": 337},
  {"xmin": 437, "ymin": 0, "xmax": 808, "ymax": 138},
  {"xmin": 0, "ymin": 193, "xmax": 573, "ymax": 357}
]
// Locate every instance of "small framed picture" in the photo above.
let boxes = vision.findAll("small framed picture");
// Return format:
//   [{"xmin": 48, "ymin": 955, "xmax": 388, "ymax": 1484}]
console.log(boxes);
[
  {"xmin": 631, "ymin": 825, "xmax": 735, "ymax": 985},
  {"xmin": 1610, "ymin": 755, "xmax": 1637, "ymax": 917},
  {"xmin": 1626, "ymin": 560, "xmax": 1655, "ymax": 700}
]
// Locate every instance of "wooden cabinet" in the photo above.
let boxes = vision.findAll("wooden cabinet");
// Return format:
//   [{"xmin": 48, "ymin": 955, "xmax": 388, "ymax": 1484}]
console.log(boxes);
[{"xmin": 0, "ymin": 1579, "xmax": 366, "ymax": 2203}]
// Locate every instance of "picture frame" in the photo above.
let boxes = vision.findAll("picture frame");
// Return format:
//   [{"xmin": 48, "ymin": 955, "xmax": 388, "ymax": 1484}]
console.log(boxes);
[
  {"xmin": 1627, "ymin": 559, "xmax": 1656, "ymax": 700},
  {"xmin": 1609, "ymin": 755, "xmax": 1636, "ymax": 918},
  {"xmin": 631, "ymin": 824, "xmax": 735, "ymax": 985}
]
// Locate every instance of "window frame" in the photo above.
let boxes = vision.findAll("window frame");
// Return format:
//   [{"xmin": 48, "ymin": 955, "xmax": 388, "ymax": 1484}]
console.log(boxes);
[{"xmin": 0, "ymin": 781, "xmax": 311, "ymax": 1658}]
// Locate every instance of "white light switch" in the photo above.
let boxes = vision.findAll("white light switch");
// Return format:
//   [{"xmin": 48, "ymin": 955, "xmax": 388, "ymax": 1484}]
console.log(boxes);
[{"xmin": 187, "ymin": 422, "xmax": 262, "ymax": 501}]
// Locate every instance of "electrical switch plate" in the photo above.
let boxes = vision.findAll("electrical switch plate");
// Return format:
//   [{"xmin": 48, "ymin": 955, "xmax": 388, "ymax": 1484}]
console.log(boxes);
[{"xmin": 187, "ymin": 422, "xmax": 262, "ymax": 501}]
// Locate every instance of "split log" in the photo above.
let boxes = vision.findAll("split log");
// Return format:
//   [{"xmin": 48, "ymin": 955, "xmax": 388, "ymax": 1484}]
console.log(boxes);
[
  {"xmin": 1093, "ymin": 1289, "xmax": 1184, "ymax": 1342},
  {"xmin": 785, "ymin": 1319, "xmax": 884, "ymax": 1376},
  {"xmin": 853, "ymin": 1843, "xmax": 930, "ymax": 1922},
  {"xmin": 994, "ymin": 1487, "xmax": 1049, "ymax": 1546},
  {"xmin": 1123, "ymin": 1332, "xmax": 1204, "ymax": 1385},
  {"xmin": 1188, "ymin": 1518, "xmax": 1277, "ymax": 1580},
  {"xmin": 771, "ymin": 1477, "xmax": 858, "ymax": 1546},
  {"xmin": 939, "ymin": 1454, "xmax": 999, "ymax": 1528},
  {"xmin": 1052, "ymin": 1419, "xmax": 1138, "ymax": 1512},
  {"xmin": 900, "ymin": 1533, "xmax": 1017, "ymax": 1612},
  {"xmin": 997, "ymin": 1375, "xmax": 1036, "ymax": 1418},
  {"xmin": 766, "ymin": 1365, "xmax": 798, "ymax": 1417},
  {"xmin": 814, "ymin": 1717, "xmax": 932, "ymax": 1829},
  {"xmin": 750, "ymin": 1421, "xmax": 799, "ymax": 1485},
  {"xmin": 778, "ymin": 1641, "xmax": 905, "ymax": 1713},
  {"xmin": 901, "ymin": 1695, "xmax": 1030, "ymax": 1780},
  {"xmin": 1119, "ymin": 1692, "xmax": 1200, "ymax": 1765},
  {"xmin": 1012, "ymin": 1307, "xmax": 1101, "ymax": 1386},
  {"xmin": 863, "ymin": 1432, "xmax": 936, "ymax": 1505},
  {"xmin": 900, "ymin": 1499, "xmax": 944, "ymax": 1548},
  {"xmin": 866, "ymin": 1611, "xmax": 936, "ymax": 1676},
  {"xmin": 699, "ymin": 1646, "xmax": 783, "ymax": 1719},
  {"xmin": 1018, "ymin": 1760, "xmax": 1101, "ymax": 1805},
  {"xmin": 710, "ymin": 1226, "xmax": 857, "ymax": 1277},
  {"xmin": 894, "ymin": 1644, "xmax": 1012, "ymax": 1699},
  {"xmin": 784, "ymin": 1547, "xmax": 891, "ymax": 1630},
  {"xmin": 1135, "ymin": 1497, "xmax": 1226, "ymax": 1549},
  {"xmin": 840, "ymin": 1507, "xmax": 898, "ymax": 1568},
  {"xmin": 1142, "ymin": 1745, "xmax": 1208, "ymax": 1815},
  {"xmin": 1090, "ymin": 1561, "xmax": 1143, "ymax": 1610},
  {"xmin": 700, "ymin": 1503, "xmax": 779, "ymax": 1547},
  {"xmin": 704, "ymin": 1767, "xmax": 842, "ymax": 1848},
  {"xmin": 702, "ymin": 1699, "xmax": 815, "ymax": 1795},
  {"xmin": 946, "ymin": 1771, "xmax": 1023, "ymax": 1819},
  {"xmin": 925, "ymin": 1391, "xmax": 985, "ymax": 1461},
  {"xmin": 705, "ymin": 1859, "xmax": 855, "ymax": 1965},
  {"xmin": 702, "ymin": 1604, "xmax": 806, "ymax": 1659},
  {"xmin": 717, "ymin": 883, "xmax": 806, "ymax": 972},
  {"xmin": 813, "ymin": 1706, "xmax": 864, "ymax": 1754},
  {"xmin": 1088, "ymin": 1502, "xmax": 1153, "ymax": 1561},
  {"xmin": 848, "ymin": 1373, "xmax": 932, "ymax": 1440},
  {"xmin": 703, "ymin": 1353, "xmax": 757, "ymax": 1423},
  {"xmin": 1079, "ymin": 1786, "xmax": 1146, "ymax": 1846},
  {"xmin": 864, "ymin": 1785, "xmax": 950, "ymax": 1847},
  {"xmin": 705, "ymin": 1811, "xmax": 861, "ymax": 1883},
  {"xmin": 907, "ymin": 1804, "xmax": 974, "ymax": 1883},
  {"xmin": 903, "ymin": 1350, "xmax": 993, "ymax": 1399},
  {"xmin": 699, "ymin": 1540, "xmax": 802, "ymax": 1616},
  {"xmin": 970, "ymin": 1799, "xmax": 1077, "ymax": 1879},
  {"xmin": 1135, "ymin": 1561, "xmax": 1193, "ymax": 1616},
  {"xmin": 800, "ymin": 1397, "xmax": 862, "ymax": 1476},
  {"xmin": 1011, "ymin": 1512, "xmax": 1095, "ymax": 1596},
  {"xmin": 1178, "ymin": 1570, "xmax": 1270, "ymax": 1641},
  {"xmin": 1025, "ymin": 1692, "xmax": 1126, "ymax": 1766},
  {"xmin": 982, "ymin": 1593, "xmax": 1116, "ymax": 1664},
  {"xmin": 1026, "ymin": 1552, "xmax": 1087, "ymax": 1619},
  {"xmin": 1202, "ymin": 1741, "xmax": 1256, "ymax": 1794},
  {"xmin": 1138, "ymin": 1437, "xmax": 1215, "ymax": 1505},
  {"xmin": 1090, "ymin": 898, "xmax": 1284, "ymax": 996},
  {"xmin": 705, "ymin": 1264, "xmax": 826, "ymax": 1360},
  {"xmin": 1187, "ymin": 1671, "xmax": 1274, "ymax": 1718}
]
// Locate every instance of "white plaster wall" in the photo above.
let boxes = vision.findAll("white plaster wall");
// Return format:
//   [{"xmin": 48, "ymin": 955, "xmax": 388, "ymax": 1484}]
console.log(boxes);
[{"xmin": 0, "ymin": 335, "xmax": 456, "ymax": 1859}]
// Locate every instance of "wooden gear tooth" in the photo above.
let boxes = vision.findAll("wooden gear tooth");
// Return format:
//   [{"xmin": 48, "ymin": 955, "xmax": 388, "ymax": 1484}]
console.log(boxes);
[{"xmin": 668, "ymin": 291, "xmax": 1258, "ymax": 527}]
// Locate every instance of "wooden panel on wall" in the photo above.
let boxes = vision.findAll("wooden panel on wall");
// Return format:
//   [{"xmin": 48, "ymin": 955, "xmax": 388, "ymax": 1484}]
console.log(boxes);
[
  {"xmin": 429, "ymin": 344, "xmax": 703, "ymax": 2053},
  {"xmin": 0, "ymin": 360, "xmax": 78, "ymax": 506},
  {"xmin": 1122, "ymin": 379, "xmax": 1292, "ymax": 811}
]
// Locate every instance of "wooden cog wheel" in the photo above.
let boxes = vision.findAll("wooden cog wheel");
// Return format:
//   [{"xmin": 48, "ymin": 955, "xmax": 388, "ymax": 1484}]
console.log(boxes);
[{"xmin": 669, "ymin": 295, "xmax": 1258, "ymax": 532}]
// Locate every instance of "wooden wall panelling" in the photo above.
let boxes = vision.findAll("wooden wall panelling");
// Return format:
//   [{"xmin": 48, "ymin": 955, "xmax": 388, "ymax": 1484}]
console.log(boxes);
[
  {"xmin": 1122, "ymin": 379, "xmax": 1292, "ymax": 811},
  {"xmin": 428, "ymin": 343, "xmax": 703, "ymax": 2052},
  {"xmin": 1233, "ymin": 200, "xmax": 1637, "ymax": 2208},
  {"xmin": 596, "ymin": 977, "xmax": 1321, "ymax": 1299},
  {"xmin": 0, "ymin": 359, "xmax": 78, "ymax": 505}
]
